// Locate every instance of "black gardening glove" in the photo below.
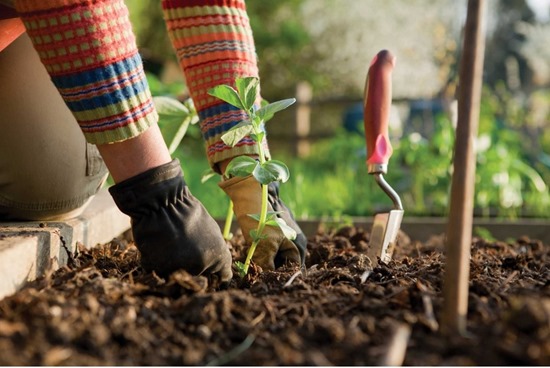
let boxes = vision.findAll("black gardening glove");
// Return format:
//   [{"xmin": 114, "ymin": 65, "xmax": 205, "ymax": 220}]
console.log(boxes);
[
  {"xmin": 219, "ymin": 175, "xmax": 307, "ymax": 270},
  {"xmin": 109, "ymin": 159, "xmax": 232, "ymax": 282}
]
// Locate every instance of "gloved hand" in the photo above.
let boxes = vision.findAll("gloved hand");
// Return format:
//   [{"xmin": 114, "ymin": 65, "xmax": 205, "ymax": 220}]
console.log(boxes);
[
  {"xmin": 109, "ymin": 159, "xmax": 232, "ymax": 282},
  {"xmin": 219, "ymin": 175, "xmax": 307, "ymax": 270}
]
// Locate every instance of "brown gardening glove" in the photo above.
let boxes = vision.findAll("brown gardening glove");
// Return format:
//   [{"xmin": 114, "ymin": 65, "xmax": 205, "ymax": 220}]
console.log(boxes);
[
  {"xmin": 219, "ymin": 175, "xmax": 307, "ymax": 270},
  {"xmin": 109, "ymin": 159, "xmax": 232, "ymax": 283}
]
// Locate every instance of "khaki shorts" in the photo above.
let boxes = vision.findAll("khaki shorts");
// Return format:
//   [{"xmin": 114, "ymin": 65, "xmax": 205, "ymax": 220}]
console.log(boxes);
[{"xmin": 0, "ymin": 34, "xmax": 108, "ymax": 220}]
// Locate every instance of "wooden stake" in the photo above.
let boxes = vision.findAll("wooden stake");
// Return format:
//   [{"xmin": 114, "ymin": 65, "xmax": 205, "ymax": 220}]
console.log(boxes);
[
  {"xmin": 442, "ymin": 0, "xmax": 487, "ymax": 335},
  {"xmin": 295, "ymin": 81, "xmax": 312, "ymax": 157}
]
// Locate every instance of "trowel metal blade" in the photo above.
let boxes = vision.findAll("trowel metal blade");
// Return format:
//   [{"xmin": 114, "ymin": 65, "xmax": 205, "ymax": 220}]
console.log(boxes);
[{"xmin": 368, "ymin": 209, "xmax": 404, "ymax": 265}]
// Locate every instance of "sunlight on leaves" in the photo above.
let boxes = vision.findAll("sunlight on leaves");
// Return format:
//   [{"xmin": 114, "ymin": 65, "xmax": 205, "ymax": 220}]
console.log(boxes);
[
  {"xmin": 221, "ymin": 121, "xmax": 254, "ymax": 147},
  {"xmin": 257, "ymin": 98, "xmax": 296, "ymax": 122},
  {"xmin": 261, "ymin": 160, "xmax": 290, "ymax": 183},
  {"xmin": 208, "ymin": 85, "xmax": 245, "ymax": 111},
  {"xmin": 226, "ymin": 156, "xmax": 259, "ymax": 178},
  {"xmin": 236, "ymin": 76, "xmax": 259, "ymax": 111}
]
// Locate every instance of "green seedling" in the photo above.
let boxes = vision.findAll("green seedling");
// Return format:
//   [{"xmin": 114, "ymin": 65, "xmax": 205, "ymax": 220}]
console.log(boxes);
[{"xmin": 208, "ymin": 76, "xmax": 297, "ymax": 277}]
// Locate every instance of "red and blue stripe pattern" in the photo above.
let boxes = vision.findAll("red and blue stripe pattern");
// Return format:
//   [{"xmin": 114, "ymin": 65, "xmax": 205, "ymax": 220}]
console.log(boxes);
[
  {"xmin": 162, "ymin": 0, "xmax": 269, "ymax": 168},
  {"xmin": 14, "ymin": 0, "xmax": 157, "ymax": 144}
]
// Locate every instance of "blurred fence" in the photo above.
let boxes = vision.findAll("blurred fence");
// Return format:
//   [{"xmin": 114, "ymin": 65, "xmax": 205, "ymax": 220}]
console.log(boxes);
[{"xmin": 272, "ymin": 81, "xmax": 444, "ymax": 158}]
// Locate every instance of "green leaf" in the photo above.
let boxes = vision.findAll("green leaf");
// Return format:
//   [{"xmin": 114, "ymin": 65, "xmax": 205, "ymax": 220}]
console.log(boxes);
[
  {"xmin": 256, "ymin": 98, "xmax": 296, "ymax": 122},
  {"xmin": 208, "ymin": 85, "xmax": 245, "ymax": 110},
  {"xmin": 153, "ymin": 97, "xmax": 195, "ymax": 154},
  {"xmin": 249, "ymin": 229, "xmax": 268, "ymax": 241},
  {"xmin": 201, "ymin": 168, "xmax": 217, "ymax": 184},
  {"xmin": 226, "ymin": 156, "xmax": 259, "ymax": 177},
  {"xmin": 183, "ymin": 98, "xmax": 200, "ymax": 125},
  {"xmin": 167, "ymin": 117, "xmax": 191, "ymax": 154},
  {"xmin": 251, "ymin": 115, "xmax": 264, "ymax": 129},
  {"xmin": 252, "ymin": 165, "xmax": 279, "ymax": 185},
  {"xmin": 234, "ymin": 261, "xmax": 247, "ymax": 278},
  {"xmin": 153, "ymin": 96, "xmax": 190, "ymax": 118},
  {"xmin": 248, "ymin": 213, "xmax": 261, "ymax": 222},
  {"xmin": 248, "ymin": 213, "xmax": 297, "ymax": 241},
  {"xmin": 264, "ymin": 212, "xmax": 280, "ymax": 222},
  {"xmin": 257, "ymin": 160, "xmax": 290, "ymax": 184},
  {"xmin": 236, "ymin": 77, "xmax": 259, "ymax": 111},
  {"xmin": 250, "ymin": 131, "xmax": 265, "ymax": 143},
  {"xmin": 248, "ymin": 211, "xmax": 282, "ymax": 223},
  {"xmin": 221, "ymin": 121, "xmax": 254, "ymax": 147},
  {"xmin": 265, "ymin": 219, "xmax": 279, "ymax": 227},
  {"xmin": 275, "ymin": 218, "xmax": 297, "ymax": 240}
]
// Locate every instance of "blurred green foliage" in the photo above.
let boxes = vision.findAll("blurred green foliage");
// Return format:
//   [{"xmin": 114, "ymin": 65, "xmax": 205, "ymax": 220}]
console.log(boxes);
[
  {"xmin": 164, "ymin": 114, "xmax": 550, "ymax": 220},
  {"xmin": 150, "ymin": 69, "xmax": 550, "ymax": 220},
  {"xmin": 282, "ymin": 109, "xmax": 549, "ymax": 219}
]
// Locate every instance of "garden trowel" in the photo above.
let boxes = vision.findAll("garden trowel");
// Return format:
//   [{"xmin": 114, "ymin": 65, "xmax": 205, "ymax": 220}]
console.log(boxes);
[{"xmin": 363, "ymin": 50, "xmax": 404, "ymax": 266}]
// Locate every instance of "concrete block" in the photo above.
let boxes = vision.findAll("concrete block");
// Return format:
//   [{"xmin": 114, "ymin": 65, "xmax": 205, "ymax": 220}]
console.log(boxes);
[
  {"xmin": 0, "ymin": 189, "xmax": 130, "ymax": 300},
  {"xmin": 0, "ymin": 235, "xmax": 39, "ymax": 300}
]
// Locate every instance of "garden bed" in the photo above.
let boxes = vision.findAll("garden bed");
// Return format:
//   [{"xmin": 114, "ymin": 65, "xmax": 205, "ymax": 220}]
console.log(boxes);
[{"xmin": 0, "ymin": 226, "xmax": 548, "ymax": 365}]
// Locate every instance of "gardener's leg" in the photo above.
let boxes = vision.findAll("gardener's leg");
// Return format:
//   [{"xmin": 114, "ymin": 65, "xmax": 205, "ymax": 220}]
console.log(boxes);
[
  {"xmin": 12, "ymin": 0, "xmax": 232, "ymax": 281},
  {"xmin": 162, "ymin": 0, "xmax": 307, "ymax": 270},
  {"xmin": 0, "ymin": 33, "xmax": 108, "ymax": 221}
]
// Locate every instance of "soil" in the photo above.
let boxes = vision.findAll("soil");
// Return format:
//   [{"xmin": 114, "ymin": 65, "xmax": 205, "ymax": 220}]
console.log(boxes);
[{"xmin": 0, "ymin": 226, "xmax": 548, "ymax": 366}]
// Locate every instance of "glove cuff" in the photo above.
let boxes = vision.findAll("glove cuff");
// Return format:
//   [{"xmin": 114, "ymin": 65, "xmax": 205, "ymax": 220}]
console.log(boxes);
[
  {"xmin": 218, "ymin": 175, "xmax": 263, "ymax": 218},
  {"xmin": 218, "ymin": 173, "xmax": 255, "ymax": 187},
  {"xmin": 109, "ymin": 159, "xmax": 184, "ymax": 216}
]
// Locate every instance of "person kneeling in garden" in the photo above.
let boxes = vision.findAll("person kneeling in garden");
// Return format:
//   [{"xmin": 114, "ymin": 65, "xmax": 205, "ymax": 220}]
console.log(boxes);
[{"xmin": 0, "ymin": 0, "xmax": 306, "ymax": 282}]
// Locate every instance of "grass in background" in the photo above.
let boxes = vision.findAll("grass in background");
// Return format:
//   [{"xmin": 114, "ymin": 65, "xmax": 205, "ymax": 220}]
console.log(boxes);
[{"xmin": 171, "ymin": 119, "xmax": 550, "ymax": 220}]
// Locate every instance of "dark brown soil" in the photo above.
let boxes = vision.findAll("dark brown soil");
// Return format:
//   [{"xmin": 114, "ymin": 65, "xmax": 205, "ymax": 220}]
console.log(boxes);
[{"xmin": 0, "ymin": 226, "xmax": 548, "ymax": 365}]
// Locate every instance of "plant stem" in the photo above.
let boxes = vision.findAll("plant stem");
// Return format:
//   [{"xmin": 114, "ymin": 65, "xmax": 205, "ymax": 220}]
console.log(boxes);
[
  {"xmin": 254, "ymin": 122, "xmax": 267, "ymax": 165},
  {"xmin": 241, "ymin": 122, "xmax": 270, "ymax": 274},
  {"xmin": 253, "ymin": 123, "xmax": 269, "ymax": 239},
  {"xmin": 242, "ymin": 240, "xmax": 258, "ymax": 275},
  {"xmin": 223, "ymin": 200, "xmax": 234, "ymax": 240},
  {"xmin": 259, "ymin": 183, "xmax": 269, "ymax": 228},
  {"xmin": 242, "ymin": 183, "xmax": 269, "ymax": 274}
]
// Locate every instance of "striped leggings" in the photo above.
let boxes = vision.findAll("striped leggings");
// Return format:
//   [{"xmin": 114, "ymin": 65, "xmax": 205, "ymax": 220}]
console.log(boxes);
[{"xmin": 13, "ymin": 0, "xmax": 266, "ymax": 169}]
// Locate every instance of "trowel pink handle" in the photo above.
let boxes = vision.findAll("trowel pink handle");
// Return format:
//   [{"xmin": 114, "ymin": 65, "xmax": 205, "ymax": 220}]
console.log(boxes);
[{"xmin": 364, "ymin": 50, "xmax": 396, "ymax": 173}]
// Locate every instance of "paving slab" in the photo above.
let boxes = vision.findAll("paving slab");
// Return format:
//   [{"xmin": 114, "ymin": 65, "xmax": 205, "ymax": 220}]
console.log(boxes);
[{"xmin": 0, "ymin": 189, "xmax": 130, "ymax": 300}]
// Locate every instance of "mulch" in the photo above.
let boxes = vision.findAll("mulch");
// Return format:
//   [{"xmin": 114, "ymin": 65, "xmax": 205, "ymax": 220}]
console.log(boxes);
[{"xmin": 0, "ymin": 226, "xmax": 548, "ymax": 365}]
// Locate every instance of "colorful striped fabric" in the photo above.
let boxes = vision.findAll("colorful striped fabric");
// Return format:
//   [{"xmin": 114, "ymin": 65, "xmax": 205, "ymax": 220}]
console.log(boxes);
[
  {"xmin": 162, "ymin": 0, "xmax": 270, "ymax": 170},
  {"xmin": 14, "ymin": 0, "xmax": 157, "ymax": 144}
]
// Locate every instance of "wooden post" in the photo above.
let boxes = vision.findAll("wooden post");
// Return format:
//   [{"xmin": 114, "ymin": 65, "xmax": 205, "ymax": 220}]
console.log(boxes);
[
  {"xmin": 295, "ymin": 81, "xmax": 312, "ymax": 157},
  {"xmin": 442, "ymin": 0, "xmax": 487, "ymax": 335}
]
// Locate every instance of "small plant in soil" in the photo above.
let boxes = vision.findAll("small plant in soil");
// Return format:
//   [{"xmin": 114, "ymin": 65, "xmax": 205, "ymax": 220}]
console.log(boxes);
[{"xmin": 208, "ymin": 76, "xmax": 297, "ymax": 277}]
